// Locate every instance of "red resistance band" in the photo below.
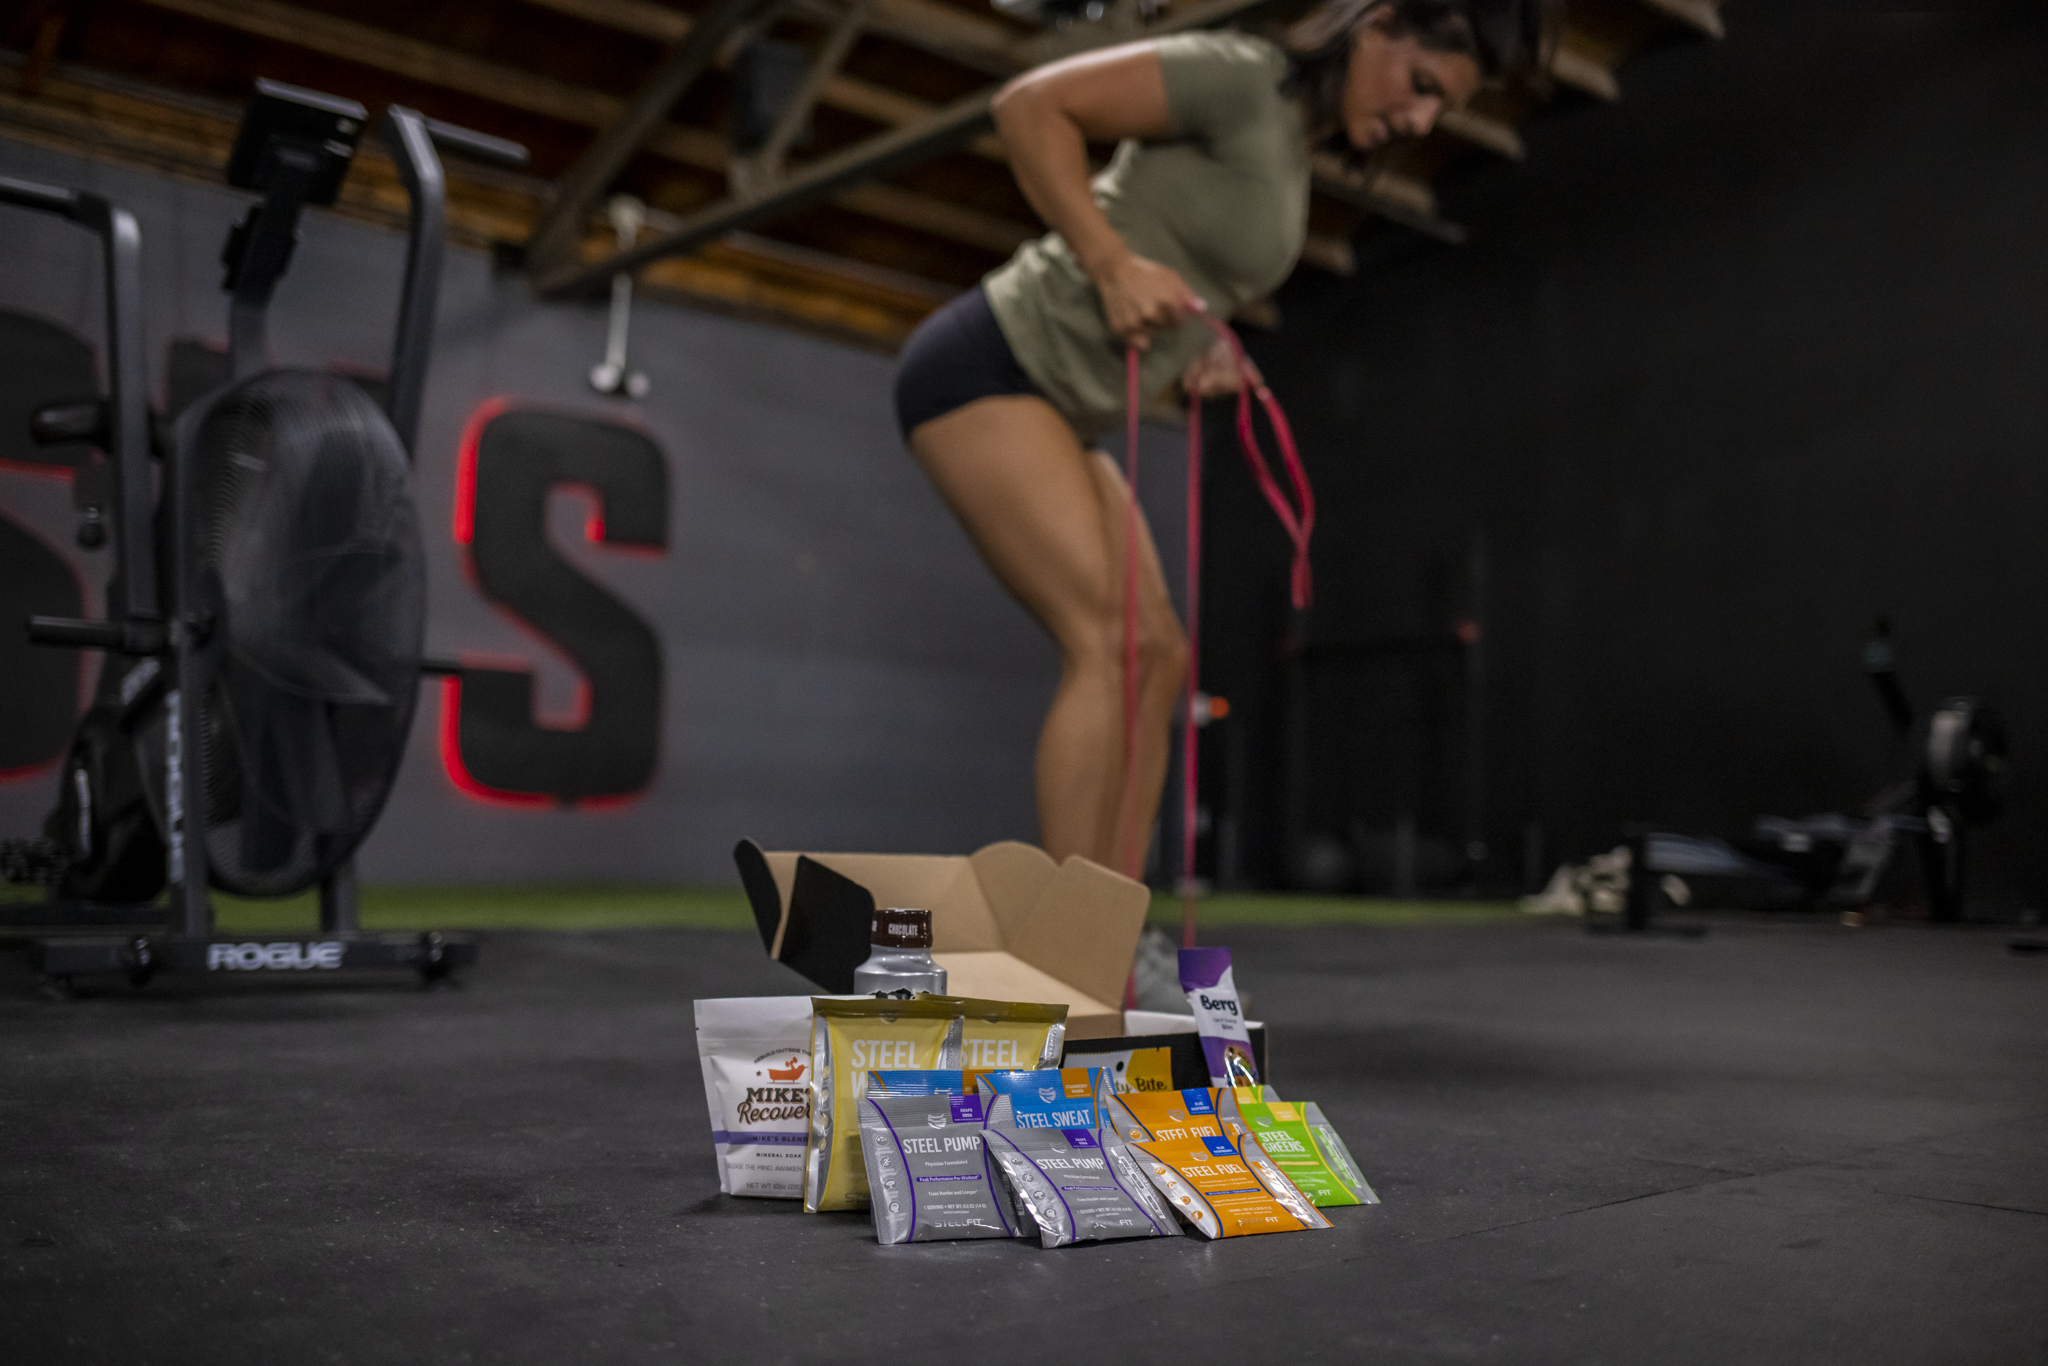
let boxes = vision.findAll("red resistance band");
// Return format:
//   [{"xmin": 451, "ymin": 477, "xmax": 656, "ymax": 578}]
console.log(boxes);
[{"xmin": 1116, "ymin": 317, "xmax": 1314, "ymax": 948}]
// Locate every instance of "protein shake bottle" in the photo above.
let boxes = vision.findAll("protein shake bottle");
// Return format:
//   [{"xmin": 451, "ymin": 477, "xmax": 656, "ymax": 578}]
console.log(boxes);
[{"xmin": 853, "ymin": 907, "xmax": 946, "ymax": 997}]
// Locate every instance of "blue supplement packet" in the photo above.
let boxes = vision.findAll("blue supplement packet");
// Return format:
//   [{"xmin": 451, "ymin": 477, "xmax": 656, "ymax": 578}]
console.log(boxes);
[
  {"xmin": 866, "ymin": 1070, "xmax": 966, "ymax": 1096},
  {"xmin": 975, "ymin": 1068, "xmax": 1103, "ymax": 1131}
]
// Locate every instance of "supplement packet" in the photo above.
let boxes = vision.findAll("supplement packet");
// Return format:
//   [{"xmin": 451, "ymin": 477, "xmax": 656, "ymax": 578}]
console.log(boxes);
[
  {"xmin": 866, "ymin": 1070, "xmax": 967, "ymax": 1096},
  {"xmin": 945, "ymin": 998, "xmax": 1068, "ymax": 1073},
  {"xmin": 1102, "ymin": 1086, "xmax": 1226, "ymax": 1145},
  {"xmin": 982, "ymin": 1122, "xmax": 1180, "ymax": 1249},
  {"xmin": 806, "ymin": 997, "xmax": 964, "ymax": 1212},
  {"xmin": 1130, "ymin": 1122, "xmax": 1332, "ymax": 1240},
  {"xmin": 860, "ymin": 1091, "xmax": 1018, "ymax": 1244},
  {"xmin": 1302, "ymin": 1101, "xmax": 1378, "ymax": 1204},
  {"xmin": 1062, "ymin": 1043, "xmax": 1175, "ymax": 1093},
  {"xmin": 1230, "ymin": 1093, "xmax": 1376, "ymax": 1206},
  {"xmin": 693, "ymin": 997, "xmax": 814, "ymax": 1199},
  {"xmin": 1179, "ymin": 947, "xmax": 1259, "ymax": 1087},
  {"xmin": 976, "ymin": 1068, "xmax": 1103, "ymax": 1131}
]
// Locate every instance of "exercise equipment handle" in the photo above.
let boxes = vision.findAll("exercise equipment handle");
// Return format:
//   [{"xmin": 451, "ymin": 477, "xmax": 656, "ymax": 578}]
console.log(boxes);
[
  {"xmin": 381, "ymin": 107, "xmax": 445, "ymax": 459},
  {"xmin": 31, "ymin": 398, "xmax": 107, "ymax": 447},
  {"xmin": 0, "ymin": 178, "xmax": 157, "ymax": 624},
  {"xmin": 28, "ymin": 617, "xmax": 124, "ymax": 649},
  {"xmin": 0, "ymin": 175, "xmax": 80, "ymax": 217},
  {"xmin": 382, "ymin": 108, "xmax": 532, "ymax": 457},
  {"xmin": 26, "ymin": 615, "xmax": 166, "ymax": 653},
  {"xmin": 424, "ymin": 118, "xmax": 529, "ymax": 169}
]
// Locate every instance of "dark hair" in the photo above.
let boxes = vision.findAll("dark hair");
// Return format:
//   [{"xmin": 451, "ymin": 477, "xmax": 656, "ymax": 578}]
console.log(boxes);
[{"xmin": 1281, "ymin": 0, "xmax": 1556, "ymax": 144}]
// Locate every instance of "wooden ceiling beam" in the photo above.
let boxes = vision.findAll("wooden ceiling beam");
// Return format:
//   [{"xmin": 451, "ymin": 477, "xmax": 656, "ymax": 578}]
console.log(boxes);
[
  {"xmin": 1549, "ymin": 37, "xmax": 1622, "ymax": 101},
  {"xmin": 852, "ymin": 0, "xmax": 1025, "ymax": 75},
  {"xmin": 1297, "ymin": 233, "xmax": 1355, "ymax": 277},
  {"xmin": 730, "ymin": 0, "xmax": 875, "ymax": 195},
  {"xmin": 1311, "ymin": 155, "xmax": 1466, "ymax": 245},
  {"xmin": 514, "ymin": 0, "xmax": 1010, "ymax": 158},
  {"xmin": 526, "ymin": 0, "xmax": 774, "ymax": 274},
  {"xmin": 536, "ymin": 86, "xmax": 997, "ymax": 293},
  {"xmin": 523, "ymin": 0, "xmax": 1532, "ymax": 210},
  {"xmin": 0, "ymin": 55, "xmax": 956, "ymax": 347},
  {"xmin": 834, "ymin": 181, "xmax": 1033, "ymax": 254},
  {"xmin": 514, "ymin": 0, "xmax": 691, "ymax": 43},
  {"xmin": 1635, "ymin": 0, "xmax": 1724, "ymax": 40},
  {"xmin": 534, "ymin": 0, "xmax": 1308, "ymax": 296},
  {"xmin": 115, "ymin": 0, "xmax": 1035, "ymax": 261},
  {"xmin": 129, "ymin": 0, "xmax": 628, "ymax": 126},
  {"xmin": 1436, "ymin": 106, "xmax": 1525, "ymax": 161},
  {"xmin": 521, "ymin": 0, "xmax": 1024, "ymax": 67}
]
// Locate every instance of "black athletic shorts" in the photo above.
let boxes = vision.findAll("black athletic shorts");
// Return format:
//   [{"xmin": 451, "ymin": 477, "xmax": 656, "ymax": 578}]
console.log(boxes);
[{"xmin": 892, "ymin": 285, "xmax": 1044, "ymax": 440}]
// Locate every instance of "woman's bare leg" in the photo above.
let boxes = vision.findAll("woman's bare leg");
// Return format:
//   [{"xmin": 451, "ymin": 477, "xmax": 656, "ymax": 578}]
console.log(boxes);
[
  {"xmin": 911, "ymin": 395, "xmax": 1186, "ymax": 871},
  {"xmin": 1082, "ymin": 448, "xmax": 1187, "ymax": 876}
]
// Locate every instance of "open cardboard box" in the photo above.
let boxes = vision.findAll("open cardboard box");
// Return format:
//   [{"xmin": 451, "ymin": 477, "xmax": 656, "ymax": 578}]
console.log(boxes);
[{"xmin": 734, "ymin": 840, "xmax": 1149, "ymax": 1039}]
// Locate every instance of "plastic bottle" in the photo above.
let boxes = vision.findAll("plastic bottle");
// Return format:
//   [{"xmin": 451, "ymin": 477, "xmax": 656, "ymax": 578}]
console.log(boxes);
[{"xmin": 853, "ymin": 907, "xmax": 946, "ymax": 997}]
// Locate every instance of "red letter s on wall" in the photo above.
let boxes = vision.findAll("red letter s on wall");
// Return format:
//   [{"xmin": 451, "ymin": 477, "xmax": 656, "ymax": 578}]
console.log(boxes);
[{"xmin": 444, "ymin": 401, "xmax": 668, "ymax": 807}]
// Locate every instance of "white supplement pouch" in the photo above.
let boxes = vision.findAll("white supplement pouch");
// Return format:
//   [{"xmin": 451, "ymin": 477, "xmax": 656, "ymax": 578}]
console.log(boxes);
[{"xmin": 694, "ymin": 997, "xmax": 816, "ymax": 1199}]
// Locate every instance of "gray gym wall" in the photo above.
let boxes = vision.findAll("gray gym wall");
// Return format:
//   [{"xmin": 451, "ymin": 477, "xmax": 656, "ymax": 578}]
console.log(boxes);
[
  {"xmin": 0, "ymin": 137, "xmax": 1191, "ymax": 885},
  {"xmin": 1212, "ymin": 0, "xmax": 2048, "ymax": 907}
]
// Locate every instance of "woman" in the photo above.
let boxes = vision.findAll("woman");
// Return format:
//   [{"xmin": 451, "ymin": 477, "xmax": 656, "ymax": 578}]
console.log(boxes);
[{"xmin": 894, "ymin": 0, "xmax": 1550, "ymax": 874}]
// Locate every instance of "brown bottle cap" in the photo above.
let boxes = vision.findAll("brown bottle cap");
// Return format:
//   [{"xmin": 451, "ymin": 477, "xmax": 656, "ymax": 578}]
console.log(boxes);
[{"xmin": 871, "ymin": 907, "xmax": 933, "ymax": 949}]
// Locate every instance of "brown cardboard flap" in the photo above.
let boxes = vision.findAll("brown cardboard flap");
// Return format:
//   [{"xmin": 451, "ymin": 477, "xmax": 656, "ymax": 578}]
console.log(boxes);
[
  {"xmin": 928, "ymin": 951, "xmax": 1115, "ymax": 1022},
  {"xmin": 803, "ymin": 852, "xmax": 962, "ymax": 906},
  {"xmin": 1003, "ymin": 856, "xmax": 1150, "ymax": 1016},
  {"xmin": 735, "ymin": 841, "xmax": 1145, "ymax": 1037},
  {"xmin": 929, "ymin": 859, "xmax": 1003, "ymax": 951},
  {"xmin": 966, "ymin": 841, "xmax": 1060, "ymax": 944},
  {"xmin": 807, "ymin": 852, "xmax": 1001, "ymax": 950}
]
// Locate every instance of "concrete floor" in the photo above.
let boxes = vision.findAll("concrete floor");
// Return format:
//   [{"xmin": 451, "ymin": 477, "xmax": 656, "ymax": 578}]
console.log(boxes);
[{"xmin": 2, "ymin": 919, "xmax": 2043, "ymax": 1364}]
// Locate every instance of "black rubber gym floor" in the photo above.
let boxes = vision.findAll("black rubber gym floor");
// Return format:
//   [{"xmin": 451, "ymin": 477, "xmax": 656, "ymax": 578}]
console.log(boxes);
[{"xmin": 3, "ymin": 920, "xmax": 2043, "ymax": 1364}]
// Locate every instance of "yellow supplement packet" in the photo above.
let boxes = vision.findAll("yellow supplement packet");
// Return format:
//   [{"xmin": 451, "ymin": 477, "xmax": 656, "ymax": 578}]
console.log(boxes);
[
  {"xmin": 945, "ymin": 997, "xmax": 1068, "ymax": 1073},
  {"xmin": 805, "ymin": 998, "xmax": 963, "ymax": 1213}
]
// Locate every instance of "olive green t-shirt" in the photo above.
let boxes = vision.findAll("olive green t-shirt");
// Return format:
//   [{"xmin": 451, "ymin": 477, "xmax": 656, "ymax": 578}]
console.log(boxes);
[{"xmin": 982, "ymin": 32, "xmax": 1309, "ymax": 440}]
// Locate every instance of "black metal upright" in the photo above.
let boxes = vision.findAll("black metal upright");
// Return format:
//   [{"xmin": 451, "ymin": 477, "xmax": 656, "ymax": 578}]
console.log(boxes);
[
  {"xmin": 0, "ymin": 179, "xmax": 154, "ymax": 626},
  {"xmin": 382, "ymin": 107, "xmax": 445, "ymax": 459},
  {"xmin": 163, "ymin": 462, "xmax": 212, "ymax": 938}
]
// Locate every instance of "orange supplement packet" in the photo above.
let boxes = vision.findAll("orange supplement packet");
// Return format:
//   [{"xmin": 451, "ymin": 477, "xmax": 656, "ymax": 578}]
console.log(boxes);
[
  {"xmin": 1129, "ymin": 1122, "xmax": 1331, "ymax": 1240},
  {"xmin": 1101, "ymin": 1086, "xmax": 1225, "ymax": 1145}
]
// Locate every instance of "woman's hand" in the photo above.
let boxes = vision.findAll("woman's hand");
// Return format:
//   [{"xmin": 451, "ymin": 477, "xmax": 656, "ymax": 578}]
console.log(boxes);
[
  {"xmin": 992, "ymin": 46, "xmax": 1187, "ymax": 351},
  {"xmin": 1179, "ymin": 334, "xmax": 1259, "ymax": 397},
  {"xmin": 1093, "ymin": 252, "xmax": 1206, "ymax": 351}
]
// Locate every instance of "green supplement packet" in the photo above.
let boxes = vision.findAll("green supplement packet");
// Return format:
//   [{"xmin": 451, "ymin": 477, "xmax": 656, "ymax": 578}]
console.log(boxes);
[{"xmin": 1232, "ymin": 1096, "xmax": 1379, "ymax": 1207}]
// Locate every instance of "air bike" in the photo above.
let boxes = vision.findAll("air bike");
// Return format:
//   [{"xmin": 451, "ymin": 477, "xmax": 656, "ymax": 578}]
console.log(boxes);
[{"xmin": 0, "ymin": 80, "xmax": 526, "ymax": 990}]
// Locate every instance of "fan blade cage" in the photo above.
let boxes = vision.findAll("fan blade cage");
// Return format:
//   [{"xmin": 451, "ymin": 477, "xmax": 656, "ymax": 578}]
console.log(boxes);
[{"xmin": 185, "ymin": 371, "xmax": 426, "ymax": 897}]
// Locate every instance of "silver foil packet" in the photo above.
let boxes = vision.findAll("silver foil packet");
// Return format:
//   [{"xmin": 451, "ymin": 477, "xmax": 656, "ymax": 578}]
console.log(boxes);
[
  {"xmin": 981, "ymin": 1109, "xmax": 1181, "ymax": 1249},
  {"xmin": 859, "ymin": 1092, "xmax": 1018, "ymax": 1244}
]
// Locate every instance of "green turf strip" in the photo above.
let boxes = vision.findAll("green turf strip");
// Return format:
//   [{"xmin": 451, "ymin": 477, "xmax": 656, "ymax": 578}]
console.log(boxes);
[
  {"xmin": 1148, "ymin": 893, "xmax": 1521, "ymax": 929},
  {"xmin": 9, "ymin": 882, "xmax": 1521, "ymax": 931},
  {"xmin": 206, "ymin": 887, "xmax": 757, "ymax": 932},
  {"xmin": 190, "ymin": 886, "xmax": 1517, "ymax": 933}
]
